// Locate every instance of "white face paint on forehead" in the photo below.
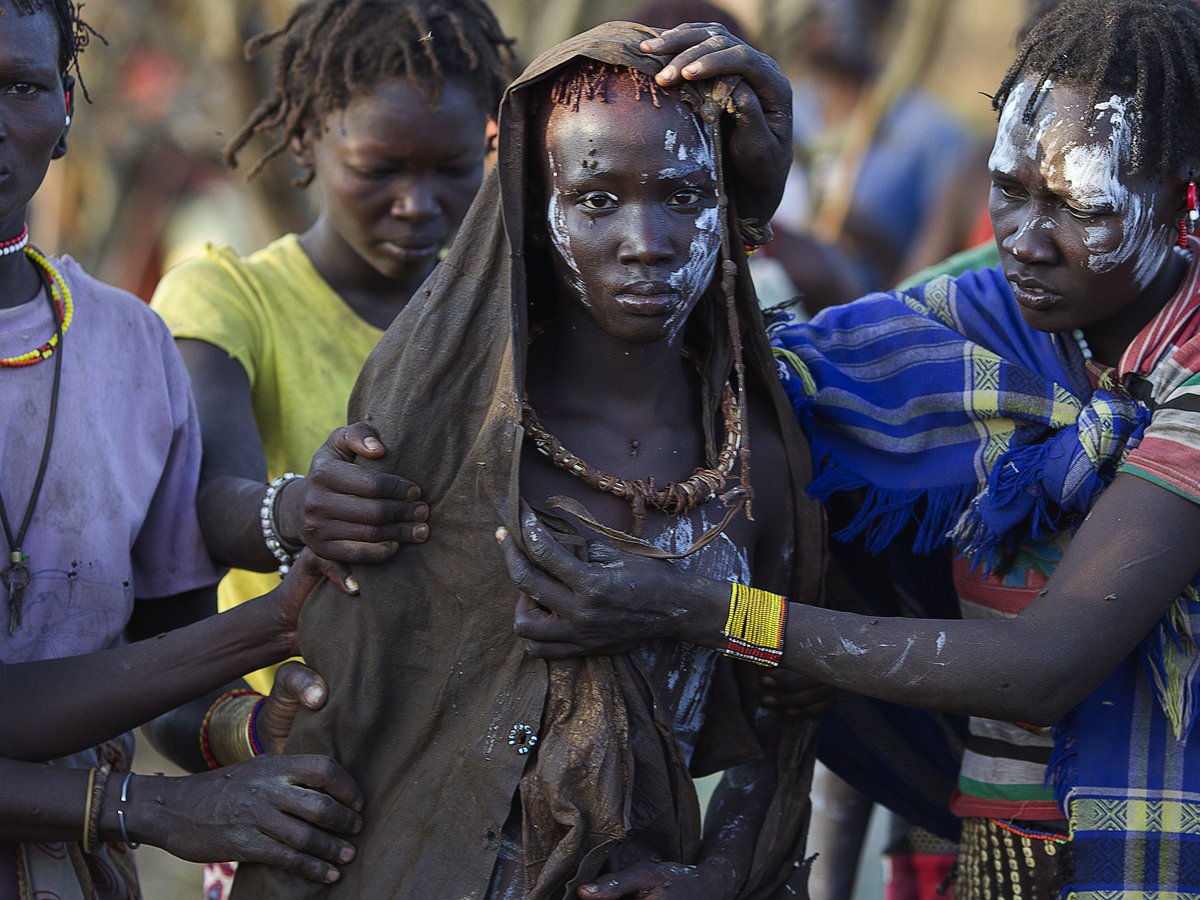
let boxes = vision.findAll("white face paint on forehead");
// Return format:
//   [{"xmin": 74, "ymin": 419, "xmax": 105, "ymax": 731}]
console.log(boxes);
[{"xmin": 990, "ymin": 79, "xmax": 1170, "ymax": 288}]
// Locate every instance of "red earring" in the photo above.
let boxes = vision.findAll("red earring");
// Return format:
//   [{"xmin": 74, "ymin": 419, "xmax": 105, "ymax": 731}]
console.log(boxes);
[{"xmin": 1180, "ymin": 175, "xmax": 1198, "ymax": 249}]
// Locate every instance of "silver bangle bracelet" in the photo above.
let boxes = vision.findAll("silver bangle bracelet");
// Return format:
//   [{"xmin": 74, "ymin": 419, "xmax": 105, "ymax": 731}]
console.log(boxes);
[
  {"xmin": 117, "ymin": 771, "xmax": 140, "ymax": 848},
  {"xmin": 261, "ymin": 472, "xmax": 304, "ymax": 576}
]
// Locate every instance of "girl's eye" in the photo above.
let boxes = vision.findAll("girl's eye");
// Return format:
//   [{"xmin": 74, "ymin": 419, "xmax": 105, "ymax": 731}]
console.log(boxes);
[
  {"xmin": 668, "ymin": 188, "xmax": 705, "ymax": 207},
  {"xmin": 579, "ymin": 192, "xmax": 618, "ymax": 211},
  {"xmin": 5, "ymin": 83, "xmax": 39, "ymax": 97},
  {"xmin": 1065, "ymin": 204, "xmax": 1109, "ymax": 222},
  {"xmin": 994, "ymin": 181, "xmax": 1024, "ymax": 202}
]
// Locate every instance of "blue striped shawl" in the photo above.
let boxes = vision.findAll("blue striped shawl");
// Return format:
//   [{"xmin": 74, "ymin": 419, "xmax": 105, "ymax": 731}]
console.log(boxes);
[{"xmin": 769, "ymin": 266, "xmax": 1200, "ymax": 896}]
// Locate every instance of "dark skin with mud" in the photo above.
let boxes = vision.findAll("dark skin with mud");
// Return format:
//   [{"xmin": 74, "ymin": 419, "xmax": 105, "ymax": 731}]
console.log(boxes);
[
  {"xmin": 500, "ymin": 77, "xmax": 1200, "ymax": 730},
  {"xmin": 506, "ymin": 37, "xmax": 799, "ymax": 898},
  {"xmin": 0, "ymin": 4, "xmax": 360, "ymax": 885}
]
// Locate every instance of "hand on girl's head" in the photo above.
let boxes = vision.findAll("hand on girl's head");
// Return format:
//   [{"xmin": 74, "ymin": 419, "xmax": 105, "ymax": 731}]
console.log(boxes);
[{"xmin": 638, "ymin": 23, "xmax": 793, "ymax": 225}]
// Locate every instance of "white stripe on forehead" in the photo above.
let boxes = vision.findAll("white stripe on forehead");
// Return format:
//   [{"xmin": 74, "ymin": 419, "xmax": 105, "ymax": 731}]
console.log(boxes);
[{"xmin": 988, "ymin": 79, "xmax": 1054, "ymax": 174}]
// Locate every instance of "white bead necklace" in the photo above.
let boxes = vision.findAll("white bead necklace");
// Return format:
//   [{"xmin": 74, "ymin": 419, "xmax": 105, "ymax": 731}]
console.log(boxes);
[{"xmin": 1070, "ymin": 328, "xmax": 1093, "ymax": 361}]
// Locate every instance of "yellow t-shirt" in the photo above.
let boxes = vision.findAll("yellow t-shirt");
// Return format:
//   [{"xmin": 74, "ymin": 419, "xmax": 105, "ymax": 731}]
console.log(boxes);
[{"xmin": 152, "ymin": 234, "xmax": 383, "ymax": 693}]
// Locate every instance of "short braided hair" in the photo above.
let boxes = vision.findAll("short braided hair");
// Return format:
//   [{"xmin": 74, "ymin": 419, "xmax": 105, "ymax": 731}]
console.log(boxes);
[
  {"xmin": 225, "ymin": 0, "xmax": 514, "ymax": 184},
  {"xmin": 994, "ymin": 0, "xmax": 1200, "ymax": 175},
  {"xmin": 13, "ymin": 0, "xmax": 101, "ymax": 98}
]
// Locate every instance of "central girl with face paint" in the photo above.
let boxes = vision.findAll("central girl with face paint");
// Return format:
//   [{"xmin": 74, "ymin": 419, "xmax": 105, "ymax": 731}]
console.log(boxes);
[{"xmin": 230, "ymin": 21, "xmax": 825, "ymax": 900}]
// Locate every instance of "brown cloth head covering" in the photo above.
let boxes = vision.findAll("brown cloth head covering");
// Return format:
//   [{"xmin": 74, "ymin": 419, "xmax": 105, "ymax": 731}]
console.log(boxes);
[{"xmin": 232, "ymin": 21, "xmax": 825, "ymax": 900}]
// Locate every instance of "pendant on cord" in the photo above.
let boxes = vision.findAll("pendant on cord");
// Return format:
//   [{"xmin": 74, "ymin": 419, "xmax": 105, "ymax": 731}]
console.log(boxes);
[{"xmin": 5, "ymin": 550, "xmax": 30, "ymax": 635}]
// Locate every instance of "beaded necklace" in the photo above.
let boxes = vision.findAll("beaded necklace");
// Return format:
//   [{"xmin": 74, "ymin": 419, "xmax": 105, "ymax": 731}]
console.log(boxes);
[
  {"xmin": 0, "ymin": 224, "xmax": 29, "ymax": 257},
  {"xmin": 1, "ymin": 247, "xmax": 67, "ymax": 633},
  {"xmin": 521, "ymin": 381, "xmax": 743, "ymax": 539},
  {"xmin": 0, "ymin": 246, "xmax": 74, "ymax": 368}
]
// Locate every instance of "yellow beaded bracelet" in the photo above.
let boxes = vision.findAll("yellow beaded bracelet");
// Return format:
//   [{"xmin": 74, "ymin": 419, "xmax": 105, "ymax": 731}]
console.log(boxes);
[{"xmin": 722, "ymin": 583, "xmax": 787, "ymax": 667}]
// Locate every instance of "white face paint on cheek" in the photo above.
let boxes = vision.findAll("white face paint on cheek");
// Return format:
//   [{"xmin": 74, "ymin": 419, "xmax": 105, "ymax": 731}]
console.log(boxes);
[
  {"xmin": 545, "ymin": 149, "xmax": 587, "ymax": 302},
  {"xmin": 662, "ymin": 123, "xmax": 721, "ymax": 339},
  {"xmin": 1066, "ymin": 95, "xmax": 1168, "ymax": 285},
  {"xmin": 664, "ymin": 205, "xmax": 721, "ymax": 338}
]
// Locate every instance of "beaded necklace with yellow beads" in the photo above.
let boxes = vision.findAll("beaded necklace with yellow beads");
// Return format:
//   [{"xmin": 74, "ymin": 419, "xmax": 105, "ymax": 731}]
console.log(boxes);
[
  {"xmin": 0, "ymin": 246, "xmax": 74, "ymax": 368},
  {"xmin": 1, "ymin": 244, "xmax": 70, "ymax": 634}
]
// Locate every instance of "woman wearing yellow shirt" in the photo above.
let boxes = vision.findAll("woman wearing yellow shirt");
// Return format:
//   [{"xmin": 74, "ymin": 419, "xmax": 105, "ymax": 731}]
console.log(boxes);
[{"xmin": 151, "ymin": 0, "xmax": 514, "ymax": 700}]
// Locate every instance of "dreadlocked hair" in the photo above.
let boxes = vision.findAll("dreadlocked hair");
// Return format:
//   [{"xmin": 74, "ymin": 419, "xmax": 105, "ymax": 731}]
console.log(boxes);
[
  {"xmin": 13, "ymin": 0, "xmax": 103, "ymax": 100},
  {"xmin": 993, "ymin": 0, "xmax": 1200, "ymax": 175},
  {"xmin": 547, "ymin": 61, "xmax": 664, "ymax": 112},
  {"xmin": 225, "ymin": 0, "xmax": 515, "ymax": 185}
]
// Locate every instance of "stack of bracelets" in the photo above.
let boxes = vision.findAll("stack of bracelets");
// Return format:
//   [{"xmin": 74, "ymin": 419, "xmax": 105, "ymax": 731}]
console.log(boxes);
[
  {"xmin": 722, "ymin": 583, "xmax": 788, "ymax": 667},
  {"xmin": 79, "ymin": 767, "xmax": 146, "ymax": 850},
  {"xmin": 260, "ymin": 472, "xmax": 304, "ymax": 576},
  {"xmin": 200, "ymin": 689, "xmax": 267, "ymax": 769}
]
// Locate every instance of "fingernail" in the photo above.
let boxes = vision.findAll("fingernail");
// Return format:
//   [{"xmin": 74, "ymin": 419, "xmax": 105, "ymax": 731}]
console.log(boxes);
[
  {"xmin": 414, "ymin": 525, "xmax": 429, "ymax": 542},
  {"xmin": 762, "ymin": 696, "xmax": 778, "ymax": 706},
  {"xmin": 683, "ymin": 63, "xmax": 701, "ymax": 77},
  {"xmin": 326, "ymin": 869, "xmax": 340, "ymax": 883},
  {"xmin": 641, "ymin": 38, "xmax": 663, "ymax": 51},
  {"xmin": 658, "ymin": 65, "xmax": 676, "ymax": 82},
  {"xmin": 761, "ymin": 676, "xmax": 777, "ymax": 687},
  {"xmin": 495, "ymin": 526, "xmax": 509, "ymax": 543},
  {"xmin": 407, "ymin": 486, "xmax": 421, "ymax": 501},
  {"xmin": 344, "ymin": 576, "xmax": 359, "ymax": 594},
  {"xmin": 363, "ymin": 437, "xmax": 381, "ymax": 452},
  {"xmin": 304, "ymin": 685, "xmax": 326, "ymax": 705},
  {"xmin": 339, "ymin": 847, "xmax": 355, "ymax": 863}
]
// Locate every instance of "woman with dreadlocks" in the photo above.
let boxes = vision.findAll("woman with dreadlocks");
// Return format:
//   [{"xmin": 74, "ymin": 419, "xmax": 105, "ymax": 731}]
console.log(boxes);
[
  {"xmin": 148, "ymin": 5, "xmax": 515, "ymax": 896},
  {"xmin": 0, "ymin": 1, "xmax": 369, "ymax": 897},
  {"xmin": 229, "ymin": 19, "xmax": 825, "ymax": 900},
  {"xmin": 150, "ymin": 0, "xmax": 514, "ymax": 672},
  {"xmin": 501, "ymin": 0, "xmax": 1200, "ymax": 895}
]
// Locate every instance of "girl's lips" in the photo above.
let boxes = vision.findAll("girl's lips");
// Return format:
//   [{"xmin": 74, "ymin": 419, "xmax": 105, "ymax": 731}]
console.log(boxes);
[
  {"xmin": 1009, "ymin": 279, "xmax": 1063, "ymax": 311},
  {"xmin": 613, "ymin": 292, "xmax": 681, "ymax": 316},
  {"xmin": 379, "ymin": 240, "xmax": 440, "ymax": 263}
]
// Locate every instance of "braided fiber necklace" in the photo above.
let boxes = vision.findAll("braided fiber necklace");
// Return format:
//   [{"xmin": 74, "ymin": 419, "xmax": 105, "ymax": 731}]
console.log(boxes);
[
  {"xmin": 522, "ymin": 380, "xmax": 743, "ymax": 540},
  {"xmin": 1, "ymin": 247, "xmax": 68, "ymax": 634}
]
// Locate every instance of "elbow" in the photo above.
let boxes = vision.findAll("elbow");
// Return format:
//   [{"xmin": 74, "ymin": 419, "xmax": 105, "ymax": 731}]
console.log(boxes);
[{"xmin": 983, "ymin": 664, "xmax": 1089, "ymax": 726}]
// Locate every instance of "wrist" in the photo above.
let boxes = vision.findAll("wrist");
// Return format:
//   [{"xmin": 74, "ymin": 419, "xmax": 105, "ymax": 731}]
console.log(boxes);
[
  {"xmin": 677, "ymin": 576, "xmax": 733, "ymax": 648},
  {"xmin": 261, "ymin": 473, "xmax": 305, "ymax": 574},
  {"xmin": 200, "ymin": 691, "xmax": 266, "ymax": 769},
  {"xmin": 273, "ymin": 474, "xmax": 307, "ymax": 549},
  {"xmin": 97, "ymin": 773, "xmax": 161, "ymax": 848}
]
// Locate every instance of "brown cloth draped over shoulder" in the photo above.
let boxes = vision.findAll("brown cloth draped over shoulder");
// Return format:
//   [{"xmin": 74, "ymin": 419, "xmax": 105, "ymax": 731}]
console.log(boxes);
[{"xmin": 232, "ymin": 22, "xmax": 825, "ymax": 900}]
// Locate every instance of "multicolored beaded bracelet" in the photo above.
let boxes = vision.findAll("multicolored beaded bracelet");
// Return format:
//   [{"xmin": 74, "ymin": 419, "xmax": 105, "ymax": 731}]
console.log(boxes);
[
  {"xmin": 722, "ymin": 583, "xmax": 788, "ymax": 667},
  {"xmin": 200, "ymin": 689, "xmax": 264, "ymax": 769}
]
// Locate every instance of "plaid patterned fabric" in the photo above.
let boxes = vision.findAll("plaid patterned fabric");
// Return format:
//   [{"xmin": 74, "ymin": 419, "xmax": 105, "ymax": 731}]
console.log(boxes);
[
  {"xmin": 770, "ymin": 251, "xmax": 1200, "ymax": 897},
  {"xmin": 768, "ymin": 266, "xmax": 1149, "ymax": 565}
]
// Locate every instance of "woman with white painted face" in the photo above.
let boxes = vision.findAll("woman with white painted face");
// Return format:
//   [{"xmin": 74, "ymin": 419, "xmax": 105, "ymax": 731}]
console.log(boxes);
[{"xmin": 500, "ymin": 0, "xmax": 1200, "ymax": 895}]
